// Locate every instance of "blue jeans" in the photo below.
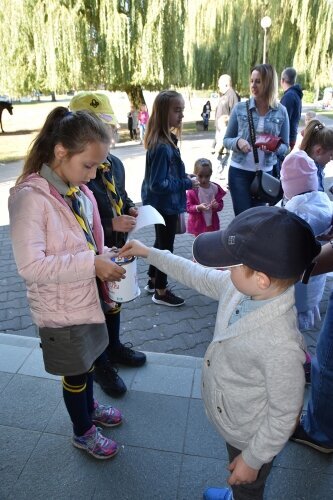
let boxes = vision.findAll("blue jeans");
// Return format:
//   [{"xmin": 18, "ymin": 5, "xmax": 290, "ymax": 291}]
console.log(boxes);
[
  {"xmin": 228, "ymin": 166, "xmax": 270, "ymax": 216},
  {"xmin": 302, "ymin": 290, "xmax": 333, "ymax": 445},
  {"xmin": 139, "ymin": 124, "xmax": 146, "ymax": 142}
]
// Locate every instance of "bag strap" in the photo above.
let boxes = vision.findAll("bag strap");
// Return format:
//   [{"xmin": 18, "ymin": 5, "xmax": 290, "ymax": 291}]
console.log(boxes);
[{"xmin": 246, "ymin": 100, "xmax": 259, "ymax": 168}]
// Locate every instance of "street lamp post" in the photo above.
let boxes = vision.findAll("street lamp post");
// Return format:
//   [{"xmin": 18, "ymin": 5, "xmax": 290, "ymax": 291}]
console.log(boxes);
[{"xmin": 261, "ymin": 16, "xmax": 272, "ymax": 64}]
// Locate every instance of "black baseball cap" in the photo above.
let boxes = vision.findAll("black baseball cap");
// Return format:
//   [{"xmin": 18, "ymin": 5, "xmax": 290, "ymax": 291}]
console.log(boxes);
[{"xmin": 192, "ymin": 206, "xmax": 321, "ymax": 279}]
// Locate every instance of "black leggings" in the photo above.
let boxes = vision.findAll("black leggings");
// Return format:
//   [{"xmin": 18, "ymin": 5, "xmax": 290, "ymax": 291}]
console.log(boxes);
[{"xmin": 148, "ymin": 213, "xmax": 178, "ymax": 289}]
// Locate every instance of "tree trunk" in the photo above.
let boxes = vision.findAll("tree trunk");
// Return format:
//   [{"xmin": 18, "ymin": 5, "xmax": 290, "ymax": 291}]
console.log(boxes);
[
  {"xmin": 51, "ymin": 91, "xmax": 56, "ymax": 102},
  {"xmin": 125, "ymin": 85, "xmax": 145, "ymax": 108}
]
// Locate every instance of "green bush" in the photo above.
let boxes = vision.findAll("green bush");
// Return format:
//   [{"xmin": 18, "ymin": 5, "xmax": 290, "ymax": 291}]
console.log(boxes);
[{"xmin": 302, "ymin": 90, "xmax": 316, "ymax": 103}]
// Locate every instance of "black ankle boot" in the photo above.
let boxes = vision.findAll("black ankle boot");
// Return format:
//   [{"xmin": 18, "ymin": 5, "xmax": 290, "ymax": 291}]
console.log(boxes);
[{"xmin": 94, "ymin": 360, "xmax": 127, "ymax": 397}]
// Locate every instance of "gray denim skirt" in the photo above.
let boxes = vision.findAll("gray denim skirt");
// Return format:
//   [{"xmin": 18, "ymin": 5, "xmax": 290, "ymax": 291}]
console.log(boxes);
[{"xmin": 38, "ymin": 323, "xmax": 108, "ymax": 376}]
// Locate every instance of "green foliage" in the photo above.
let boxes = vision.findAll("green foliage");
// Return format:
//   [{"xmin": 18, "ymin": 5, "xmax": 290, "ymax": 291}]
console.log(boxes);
[
  {"xmin": 302, "ymin": 90, "xmax": 316, "ymax": 104},
  {"xmin": 0, "ymin": 0, "xmax": 332, "ymax": 98}
]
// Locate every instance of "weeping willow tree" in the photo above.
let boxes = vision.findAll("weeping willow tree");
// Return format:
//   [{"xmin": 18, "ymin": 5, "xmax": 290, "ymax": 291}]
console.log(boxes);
[
  {"xmin": 186, "ymin": 0, "xmax": 333, "ymax": 95},
  {"xmin": 0, "ymin": 0, "xmax": 332, "ymax": 101}
]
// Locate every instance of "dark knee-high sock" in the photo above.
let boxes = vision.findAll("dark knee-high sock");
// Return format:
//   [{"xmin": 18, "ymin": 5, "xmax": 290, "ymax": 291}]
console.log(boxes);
[
  {"xmin": 95, "ymin": 308, "xmax": 122, "ymax": 365},
  {"xmin": 62, "ymin": 373, "xmax": 92, "ymax": 436},
  {"xmin": 86, "ymin": 367, "xmax": 95, "ymax": 414},
  {"xmin": 105, "ymin": 309, "xmax": 121, "ymax": 350}
]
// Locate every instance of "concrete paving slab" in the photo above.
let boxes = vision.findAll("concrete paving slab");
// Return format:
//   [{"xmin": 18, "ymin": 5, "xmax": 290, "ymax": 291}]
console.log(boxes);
[
  {"xmin": 0, "ymin": 371, "xmax": 13, "ymax": 391},
  {"xmin": 0, "ymin": 374, "xmax": 61, "ymax": 431},
  {"xmin": 265, "ymin": 465, "xmax": 333, "ymax": 500},
  {"xmin": 17, "ymin": 346, "xmax": 60, "ymax": 380},
  {"xmin": 7, "ymin": 432, "xmax": 105, "ymax": 500},
  {"xmin": 275, "ymin": 440, "xmax": 333, "ymax": 474},
  {"xmin": 191, "ymin": 367, "xmax": 202, "ymax": 399},
  {"xmin": 178, "ymin": 455, "xmax": 230, "ymax": 500},
  {"xmin": 130, "ymin": 363, "xmax": 194, "ymax": 397},
  {"xmin": 184, "ymin": 398, "xmax": 228, "ymax": 461},
  {"xmin": 0, "ymin": 425, "xmax": 41, "ymax": 499},
  {"xmin": 106, "ymin": 391, "xmax": 189, "ymax": 453},
  {"xmin": 0, "ymin": 344, "xmax": 34, "ymax": 373},
  {"xmin": 95, "ymin": 447, "xmax": 182, "ymax": 500}
]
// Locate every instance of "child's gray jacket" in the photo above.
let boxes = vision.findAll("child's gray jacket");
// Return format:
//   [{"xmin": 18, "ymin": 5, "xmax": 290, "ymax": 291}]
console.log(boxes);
[{"xmin": 148, "ymin": 248, "xmax": 305, "ymax": 469}]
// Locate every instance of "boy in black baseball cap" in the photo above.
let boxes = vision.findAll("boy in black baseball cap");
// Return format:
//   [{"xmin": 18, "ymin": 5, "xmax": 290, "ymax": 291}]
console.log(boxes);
[{"xmin": 119, "ymin": 206, "xmax": 320, "ymax": 500}]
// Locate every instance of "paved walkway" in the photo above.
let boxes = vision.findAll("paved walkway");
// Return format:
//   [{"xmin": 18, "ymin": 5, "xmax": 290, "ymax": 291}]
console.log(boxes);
[
  {"xmin": 1, "ymin": 332, "xmax": 333, "ymax": 500},
  {"xmin": 1, "ymin": 124, "xmax": 333, "ymax": 499}
]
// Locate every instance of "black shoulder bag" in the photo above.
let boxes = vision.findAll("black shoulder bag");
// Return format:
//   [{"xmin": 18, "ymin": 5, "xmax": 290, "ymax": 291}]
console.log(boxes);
[{"xmin": 246, "ymin": 101, "xmax": 283, "ymax": 205}]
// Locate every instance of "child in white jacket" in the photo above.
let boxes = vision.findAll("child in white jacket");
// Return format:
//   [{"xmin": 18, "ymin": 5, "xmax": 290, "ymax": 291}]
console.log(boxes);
[
  {"xmin": 281, "ymin": 150, "xmax": 333, "ymax": 330},
  {"xmin": 120, "ymin": 206, "xmax": 320, "ymax": 500}
]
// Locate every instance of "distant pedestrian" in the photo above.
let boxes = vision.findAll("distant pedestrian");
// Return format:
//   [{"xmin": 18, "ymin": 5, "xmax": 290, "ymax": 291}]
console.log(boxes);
[
  {"xmin": 141, "ymin": 89, "xmax": 199, "ymax": 306},
  {"xmin": 8, "ymin": 107, "xmax": 125, "ymax": 459},
  {"xmin": 201, "ymin": 100, "xmax": 212, "ymax": 131},
  {"xmin": 280, "ymin": 150, "xmax": 333, "ymax": 330},
  {"xmin": 138, "ymin": 104, "xmax": 149, "ymax": 144},
  {"xmin": 213, "ymin": 74, "xmax": 239, "ymax": 153},
  {"xmin": 127, "ymin": 105, "xmax": 138, "ymax": 140},
  {"xmin": 119, "ymin": 206, "xmax": 321, "ymax": 500},
  {"xmin": 299, "ymin": 119, "xmax": 333, "ymax": 191},
  {"xmin": 186, "ymin": 158, "xmax": 226, "ymax": 237},
  {"xmin": 280, "ymin": 67, "xmax": 303, "ymax": 149}
]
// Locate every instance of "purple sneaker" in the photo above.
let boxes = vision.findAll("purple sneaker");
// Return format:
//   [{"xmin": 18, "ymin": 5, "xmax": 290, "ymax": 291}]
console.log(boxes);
[
  {"xmin": 203, "ymin": 487, "xmax": 233, "ymax": 500},
  {"xmin": 72, "ymin": 425, "xmax": 118, "ymax": 459},
  {"xmin": 91, "ymin": 400, "xmax": 122, "ymax": 427}
]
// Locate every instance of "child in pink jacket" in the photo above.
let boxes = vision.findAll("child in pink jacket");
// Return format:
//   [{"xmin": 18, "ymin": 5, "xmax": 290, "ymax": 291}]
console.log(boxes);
[
  {"xmin": 186, "ymin": 158, "xmax": 226, "ymax": 237},
  {"xmin": 8, "ymin": 107, "xmax": 125, "ymax": 460}
]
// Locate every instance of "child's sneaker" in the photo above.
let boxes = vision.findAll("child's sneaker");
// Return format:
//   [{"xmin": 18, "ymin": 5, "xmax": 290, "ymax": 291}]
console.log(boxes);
[
  {"xmin": 152, "ymin": 289, "xmax": 185, "ymax": 307},
  {"xmin": 290, "ymin": 423, "xmax": 333, "ymax": 453},
  {"xmin": 91, "ymin": 400, "xmax": 122, "ymax": 427},
  {"xmin": 72, "ymin": 425, "xmax": 119, "ymax": 459},
  {"xmin": 203, "ymin": 487, "xmax": 233, "ymax": 499},
  {"xmin": 144, "ymin": 279, "xmax": 155, "ymax": 293}
]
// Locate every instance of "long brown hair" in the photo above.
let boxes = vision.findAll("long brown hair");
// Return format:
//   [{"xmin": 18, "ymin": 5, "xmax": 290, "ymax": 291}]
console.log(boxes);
[
  {"xmin": 300, "ymin": 119, "xmax": 333, "ymax": 156},
  {"xmin": 250, "ymin": 64, "xmax": 278, "ymax": 108},
  {"xmin": 144, "ymin": 90, "xmax": 183, "ymax": 150},
  {"xmin": 17, "ymin": 107, "xmax": 110, "ymax": 184}
]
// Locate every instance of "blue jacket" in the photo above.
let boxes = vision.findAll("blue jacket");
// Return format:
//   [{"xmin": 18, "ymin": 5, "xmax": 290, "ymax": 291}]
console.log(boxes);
[
  {"xmin": 141, "ymin": 136, "xmax": 192, "ymax": 214},
  {"xmin": 280, "ymin": 84, "xmax": 303, "ymax": 144},
  {"xmin": 87, "ymin": 153, "xmax": 135, "ymax": 248},
  {"xmin": 223, "ymin": 98, "xmax": 290, "ymax": 169}
]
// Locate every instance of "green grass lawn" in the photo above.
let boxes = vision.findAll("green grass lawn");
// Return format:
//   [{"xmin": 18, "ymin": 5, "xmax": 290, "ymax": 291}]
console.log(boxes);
[
  {"xmin": 0, "ymin": 98, "xmax": 204, "ymax": 163},
  {"xmin": 316, "ymin": 110, "xmax": 333, "ymax": 120}
]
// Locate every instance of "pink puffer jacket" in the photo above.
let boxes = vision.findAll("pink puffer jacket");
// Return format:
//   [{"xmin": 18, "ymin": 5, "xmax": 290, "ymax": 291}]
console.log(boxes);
[{"xmin": 8, "ymin": 174, "xmax": 108, "ymax": 328}]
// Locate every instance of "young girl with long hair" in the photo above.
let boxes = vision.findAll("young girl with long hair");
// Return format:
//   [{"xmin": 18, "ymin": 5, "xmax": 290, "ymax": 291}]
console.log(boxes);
[
  {"xmin": 9, "ymin": 107, "xmax": 125, "ymax": 460},
  {"xmin": 141, "ymin": 90, "xmax": 199, "ymax": 306}
]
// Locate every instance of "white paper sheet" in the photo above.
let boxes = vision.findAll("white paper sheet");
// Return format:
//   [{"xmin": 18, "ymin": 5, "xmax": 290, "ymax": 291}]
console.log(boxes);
[{"xmin": 128, "ymin": 205, "xmax": 165, "ymax": 237}]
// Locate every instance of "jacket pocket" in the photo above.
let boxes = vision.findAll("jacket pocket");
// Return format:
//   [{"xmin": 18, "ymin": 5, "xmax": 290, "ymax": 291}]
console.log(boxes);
[
  {"xmin": 266, "ymin": 116, "xmax": 284, "ymax": 136},
  {"xmin": 214, "ymin": 387, "xmax": 238, "ymax": 431}
]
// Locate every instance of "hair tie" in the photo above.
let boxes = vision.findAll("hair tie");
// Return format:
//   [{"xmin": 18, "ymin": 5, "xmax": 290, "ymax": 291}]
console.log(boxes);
[
  {"xmin": 65, "ymin": 110, "xmax": 72, "ymax": 117},
  {"xmin": 314, "ymin": 123, "xmax": 324, "ymax": 131}
]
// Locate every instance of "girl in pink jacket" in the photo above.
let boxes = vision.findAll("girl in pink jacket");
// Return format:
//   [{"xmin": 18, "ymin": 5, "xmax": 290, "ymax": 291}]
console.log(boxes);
[
  {"xmin": 186, "ymin": 158, "xmax": 226, "ymax": 237},
  {"xmin": 8, "ymin": 107, "xmax": 125, "ymax": 460}
]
